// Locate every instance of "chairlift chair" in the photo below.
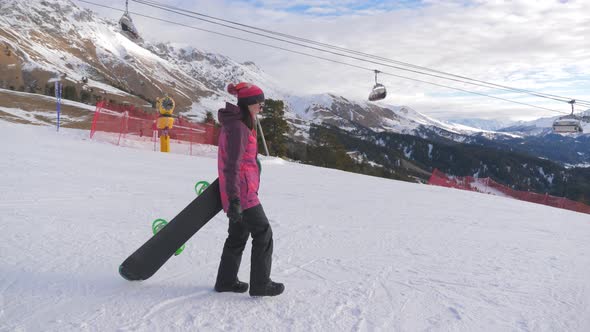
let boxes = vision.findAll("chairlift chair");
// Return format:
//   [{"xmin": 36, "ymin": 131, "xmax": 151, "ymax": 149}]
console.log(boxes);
[
  {"xmin": 552, "ymin": 100, "xmax": 583, "ymax": 133},
  {"xmin": 368, "ymin": 70, "xmax": 387, "ymax": 101},
  {"xmin": 119, "ymin": 0, "xmax": 140, "ymax": 39}
]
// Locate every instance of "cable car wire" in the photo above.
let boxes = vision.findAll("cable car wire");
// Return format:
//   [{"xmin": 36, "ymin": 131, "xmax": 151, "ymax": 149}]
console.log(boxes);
[
  {"xmin": 132, "ymin": 0, "xmax": 589, "ymax": 107},
  {"xmin": 132, "ymin": 0, "xmax": 590, "ymax": 108},
  {"xmin": 77, "ymin": 0, "xmax": 571, "ymax": 115}
]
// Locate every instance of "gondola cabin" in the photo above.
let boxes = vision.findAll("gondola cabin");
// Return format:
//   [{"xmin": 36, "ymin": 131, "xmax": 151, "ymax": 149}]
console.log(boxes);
[
  {"xmin": 368, "ymin": 83, "xmax": 387, "ymax": 101},
  {"xmin": 119, "ymin": 0, "xmax": 140, "ymax": 40},
  {"xmin": 553, "ymin": 100, "xmax": 583, "ymax": 133},
  {"xmin": 553, "ymin": 118, "xmax": 583, "ymax": 133},
  {"xmin": 119, "ymin": 13, "xmax": 140, "ymax": 39},
  {"xmin": 368, "ymin": 70, "xmax": 387, "ymax": 101}
]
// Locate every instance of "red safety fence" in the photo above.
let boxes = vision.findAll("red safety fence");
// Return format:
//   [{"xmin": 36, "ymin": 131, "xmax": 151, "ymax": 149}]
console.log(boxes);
[
  {"xmin": 89, "ymin": 101, "xmax": 218, "ymax": 155},
  {"xmin": 428, "ymin": 169, "xmax": 590, "ymax": 215}
]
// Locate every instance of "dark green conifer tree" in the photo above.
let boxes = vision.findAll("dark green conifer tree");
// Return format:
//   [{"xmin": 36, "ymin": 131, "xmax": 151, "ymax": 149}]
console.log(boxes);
[{"xmin": 259, "ymin": 99, "xmax": 289, "ymax": 157}]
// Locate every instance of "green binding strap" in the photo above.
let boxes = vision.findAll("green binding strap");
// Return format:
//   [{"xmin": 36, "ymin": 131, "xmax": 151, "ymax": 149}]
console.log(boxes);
[
  {"xmin": 152, "ymin": 218, "xmax": 168, "ymax": 234},
  {"xmin": 194, "ymin": 180, "xmax": 210, "ymax": 196}
]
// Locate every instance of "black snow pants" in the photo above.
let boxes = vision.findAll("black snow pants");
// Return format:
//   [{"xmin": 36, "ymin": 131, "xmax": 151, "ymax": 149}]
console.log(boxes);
[{"xmin": 215, "ymin": 204, "xmax": 273, "ymax": 288}]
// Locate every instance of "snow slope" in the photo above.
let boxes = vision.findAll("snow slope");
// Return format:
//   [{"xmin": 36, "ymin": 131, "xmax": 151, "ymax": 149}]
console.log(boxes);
[{"xmin": 1, "ymin": 122, "xmax": 590, "ymax": 331}]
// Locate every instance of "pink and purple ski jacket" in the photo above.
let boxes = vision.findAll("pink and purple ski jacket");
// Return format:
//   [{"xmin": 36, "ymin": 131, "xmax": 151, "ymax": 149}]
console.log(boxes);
[{"xmin": 217, "ymin": 103, "xmax": 260, "ymax": 213}]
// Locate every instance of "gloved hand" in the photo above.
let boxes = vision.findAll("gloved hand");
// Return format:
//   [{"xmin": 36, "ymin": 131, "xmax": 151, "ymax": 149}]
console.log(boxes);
[{"xmin": 227, "ymin": 198, "xmax": 243, "ymax": 223}]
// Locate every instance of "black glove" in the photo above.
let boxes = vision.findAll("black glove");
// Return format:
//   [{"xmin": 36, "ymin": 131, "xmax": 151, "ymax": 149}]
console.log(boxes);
[{"xmin": 227, "ymin": 198, "xmax": 243, "ymax": 223}]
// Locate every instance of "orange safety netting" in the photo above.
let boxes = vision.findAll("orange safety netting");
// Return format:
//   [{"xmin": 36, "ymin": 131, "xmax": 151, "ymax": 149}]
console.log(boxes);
[
  {"xmin": 89, "ymin": 101, "xmax": 218, "ymax": 154},
  {"xmin": 428, "ymin": 169, "xmax": 590, "ymax": 215}
]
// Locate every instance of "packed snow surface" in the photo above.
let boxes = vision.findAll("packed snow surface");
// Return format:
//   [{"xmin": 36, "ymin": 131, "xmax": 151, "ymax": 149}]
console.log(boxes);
[{"xmin": 1, "ymin": 122, "xmax": 590, "ymax": 331}]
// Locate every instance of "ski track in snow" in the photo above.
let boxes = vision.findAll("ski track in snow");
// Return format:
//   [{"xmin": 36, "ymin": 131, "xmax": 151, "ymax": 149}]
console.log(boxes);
[{"xmin": 1, "ymin": 122, "xmax": 590, "ymax": 331}]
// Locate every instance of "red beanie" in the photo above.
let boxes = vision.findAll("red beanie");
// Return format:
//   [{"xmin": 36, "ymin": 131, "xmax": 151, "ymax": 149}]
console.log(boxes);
[{"xmin": 227, "ymin": 82, "xmax": 265, "ymax": 106}]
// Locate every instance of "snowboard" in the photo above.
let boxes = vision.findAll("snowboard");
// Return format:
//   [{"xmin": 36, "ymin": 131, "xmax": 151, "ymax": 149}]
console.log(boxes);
[
  {"xmin": 152, "ymin": 218, "xmax": 185, "ymax": 256},
  {"xmin": 119, "ymin": 178, "xmax": 222, "ymax": 281}
]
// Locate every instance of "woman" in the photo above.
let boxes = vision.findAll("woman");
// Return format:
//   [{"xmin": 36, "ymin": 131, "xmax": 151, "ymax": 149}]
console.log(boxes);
[{"xmin": 214, "ymin": 82, "xmax": 284, "ymax": 297}]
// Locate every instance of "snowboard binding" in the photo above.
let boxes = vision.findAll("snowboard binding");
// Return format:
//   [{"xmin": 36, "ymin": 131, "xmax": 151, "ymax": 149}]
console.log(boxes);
[{"xmin": 194, "ymin": 181, "xmax": 210, "ymax": 196}]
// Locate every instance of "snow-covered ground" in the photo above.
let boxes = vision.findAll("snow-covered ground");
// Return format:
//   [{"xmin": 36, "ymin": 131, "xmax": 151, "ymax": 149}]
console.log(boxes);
[{"xmin": 1, "ymin": 122, "xmax": 590, "ymax": 331}]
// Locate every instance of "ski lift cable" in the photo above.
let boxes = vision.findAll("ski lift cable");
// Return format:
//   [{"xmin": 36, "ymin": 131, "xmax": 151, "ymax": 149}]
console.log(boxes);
[
  {"xmin": 76, "ymin": 0, "xmax": 568, "ymax": 115},
  {"xmin": 132, "ymin": 0, "xmax": 577, "ymax": 104},
  {"xmin": 378, "ymin": 72, "xmax": 566, "ymax": 114},
  {"xmin": 132, "ymin": 0, "xmax": 590, "ymax": 107},
  {"xmin": 134, "ymin": 0, "xmax": 590, "ymax": 106},
  {"xmin": 561, "ymin": 99, "xmax": 590, "ymax": 108},
  {"xmin": 77, "ymin": 0, "xmax": 569, "ymax": 115},
  {"xmin": 133, "ymin": 0, "xmax": 586, "ymax": 109}
]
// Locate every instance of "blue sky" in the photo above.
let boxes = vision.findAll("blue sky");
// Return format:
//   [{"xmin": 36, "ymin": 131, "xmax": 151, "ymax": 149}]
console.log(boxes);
[{"xmin": 233, "ymin": 0, "xmax": 425, "ymax": 16}]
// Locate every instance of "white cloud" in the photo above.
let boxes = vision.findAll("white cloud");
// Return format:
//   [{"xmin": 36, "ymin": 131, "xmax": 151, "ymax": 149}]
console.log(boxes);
[{"xmin": 78, "ymin": 0, "xmax": 590, "ymax": 120}]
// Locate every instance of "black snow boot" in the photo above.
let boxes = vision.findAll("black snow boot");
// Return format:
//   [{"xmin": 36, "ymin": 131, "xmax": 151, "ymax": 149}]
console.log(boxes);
[
  {"xmin": 249, "ymin": 280, "xmax": 284, "ymax": 297},
  {"xmin": 215, "ymin": 280, "xmax": 249, "ymax": 293}
]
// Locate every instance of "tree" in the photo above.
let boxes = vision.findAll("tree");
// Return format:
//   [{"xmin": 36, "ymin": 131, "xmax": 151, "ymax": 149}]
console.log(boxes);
[
  {"xmin": 259, "ymin": 99, "xmax": 289, "ymax": 157},
  {"xmin": 204, "ymin": 111, "xmax": 216, "ymax": 125},
  {"xmin": 308, "ymin": 124, "xmax": 356, "ymax": 171}
]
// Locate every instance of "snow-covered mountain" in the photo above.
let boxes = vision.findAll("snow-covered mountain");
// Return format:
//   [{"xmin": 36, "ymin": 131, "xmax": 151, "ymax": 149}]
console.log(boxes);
[
  {"xmin": 0, "ymin": 0, "xmax": 511, "ymax": 141},
  {"xmin": 284, "ymin": 93, "xmax": 518, "ymax": 142},
  {"xmin": 445, "ymin": 118, "xmax": 517, "ymax": 131},
  {"xmin": 0, "ymin": 0, "xmax": 281, "ymax": 116}
]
